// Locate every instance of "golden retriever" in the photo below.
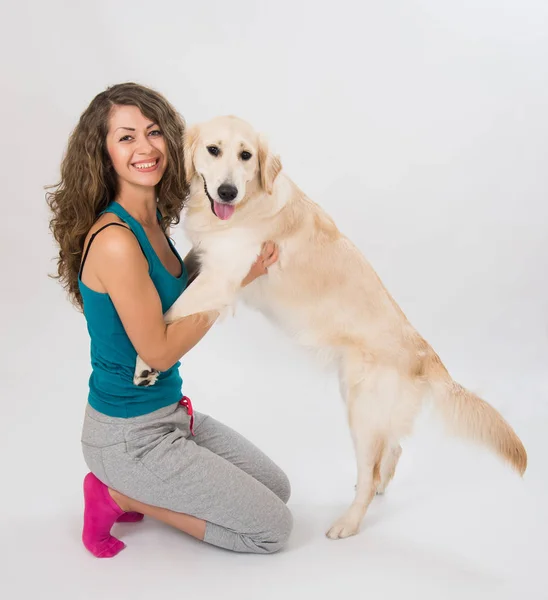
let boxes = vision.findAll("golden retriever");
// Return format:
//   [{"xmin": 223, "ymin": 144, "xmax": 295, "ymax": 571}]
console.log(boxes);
[{"xmin": 134, "ymin": 115, "xmax": 527, "ymax": 539}]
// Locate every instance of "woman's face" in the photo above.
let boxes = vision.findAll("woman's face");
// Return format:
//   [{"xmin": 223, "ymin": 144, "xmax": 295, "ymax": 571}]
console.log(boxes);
[{"xmin": 106, "ymin": 104, "xmax": 167, "ymax": 193}]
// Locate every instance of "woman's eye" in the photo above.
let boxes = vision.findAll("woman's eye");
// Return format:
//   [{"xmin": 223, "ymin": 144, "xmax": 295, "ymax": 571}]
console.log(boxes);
[
  {"xmin": 240, "ymin": 151, "xmax": 252, "ymax": 161},
  {"xmin": 149, "ymin": 129, "xmax": 162, "ymax": 137},
  {"xmin": 119, "ymin": 135, "xmax": 133, "ymax": 142},
  {"xmin": 207, "ymin": 145, "xmax": 220, "ymax": 156}
]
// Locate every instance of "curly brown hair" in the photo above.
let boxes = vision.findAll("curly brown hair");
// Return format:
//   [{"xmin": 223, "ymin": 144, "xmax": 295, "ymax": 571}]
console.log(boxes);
[{"xmin": 46, "ymin": 82, "xmax": 189, "ymax": 310}]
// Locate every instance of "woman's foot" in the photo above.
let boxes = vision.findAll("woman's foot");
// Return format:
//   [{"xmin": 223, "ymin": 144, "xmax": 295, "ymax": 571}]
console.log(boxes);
[
  {"xmin": 116, "ymin": 511, "xmax": 144, "ymax": 523},
  {"xmin": 82, "ymin": 472, "xmax": 137, "ymax": 558}
]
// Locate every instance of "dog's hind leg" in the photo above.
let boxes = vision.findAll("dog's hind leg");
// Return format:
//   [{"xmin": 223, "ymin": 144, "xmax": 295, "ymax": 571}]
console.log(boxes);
[
  {"xmin": 326, "ymin": 428, "xmax": 384, "ymax": 539},
  {"xmin": 327, "ymin": 362, "xmax": 420, "ymax": 539},
  {"xmin": 326, "ymin": 370, "xmax": 388, "ymax": 540},
  {"xmin": 376, "ymin": 443, "xmax": 402, "ymax": 495}
]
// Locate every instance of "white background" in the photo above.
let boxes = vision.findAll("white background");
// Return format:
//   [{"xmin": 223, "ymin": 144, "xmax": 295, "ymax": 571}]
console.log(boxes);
[{"xmin": 1, "ymin": 1, "xmax": 547, "ymax": 598}]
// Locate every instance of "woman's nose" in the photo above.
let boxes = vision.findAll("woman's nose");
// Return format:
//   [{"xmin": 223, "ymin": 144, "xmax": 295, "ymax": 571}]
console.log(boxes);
[{"xmin": 135, "ymin": 135, "xmax": 154, "ymax": 154}]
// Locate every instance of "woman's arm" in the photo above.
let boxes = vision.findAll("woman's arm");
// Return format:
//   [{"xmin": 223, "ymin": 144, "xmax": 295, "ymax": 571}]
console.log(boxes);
[{"xmin": 90, "ymin": 228, "xmax": 277, "ymax": 371}]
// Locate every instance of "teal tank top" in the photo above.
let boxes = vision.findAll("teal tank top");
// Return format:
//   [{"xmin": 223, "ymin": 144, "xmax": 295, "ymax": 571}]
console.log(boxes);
[{"xmin": 78, "ymin": 201, "xmax": 188, "ymax": 418}]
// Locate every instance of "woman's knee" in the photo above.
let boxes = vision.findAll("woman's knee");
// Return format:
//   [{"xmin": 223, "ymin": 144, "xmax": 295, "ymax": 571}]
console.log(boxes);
[
  {"xmin": 248, "ymin": 503, "xmax": 293, "ymax": 554},
  {"xmin": 273, "ymin": 469, "xmax": 291, "ymax": 505},
  {"xmin": 272, "ymin": 503, "xmax": 293, "ymax": 551}
]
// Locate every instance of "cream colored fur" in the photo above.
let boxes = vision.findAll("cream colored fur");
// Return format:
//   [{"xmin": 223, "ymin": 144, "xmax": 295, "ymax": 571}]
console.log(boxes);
[{"xmin": 134, "ymin": 115, "xmax": 527, "ymax": 539}]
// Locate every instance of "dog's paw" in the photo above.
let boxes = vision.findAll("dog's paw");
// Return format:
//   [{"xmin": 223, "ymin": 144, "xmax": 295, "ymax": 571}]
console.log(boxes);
[
  {"xmin": 326, "ymin": 519, "xmax": 360, "ymax": 540},
  {"xmin": 133, "ymin": 356, "xmax": 159, "ymax": 387},
  {"xmin": 326, "ymin": 508, "xmax": 363, "ymax": 540},
  {"xmin": 134, "ymin": 368, "xmax": 159, "ymax": 387}
]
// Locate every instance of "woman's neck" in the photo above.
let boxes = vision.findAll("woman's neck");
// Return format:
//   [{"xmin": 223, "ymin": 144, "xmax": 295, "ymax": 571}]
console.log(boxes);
[{"xmin": 115, "ymin": 183, "xmax": 158, "ymax": 226}]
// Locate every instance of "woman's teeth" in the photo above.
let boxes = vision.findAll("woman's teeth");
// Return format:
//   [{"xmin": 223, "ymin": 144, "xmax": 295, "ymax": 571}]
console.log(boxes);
[{"xmin": 134, "ymin": 160, "xmax": 157, "ymax": 169}]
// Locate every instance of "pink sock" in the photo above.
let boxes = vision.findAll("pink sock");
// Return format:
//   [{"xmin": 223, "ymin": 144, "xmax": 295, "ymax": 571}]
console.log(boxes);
[
  {"xmin": 116, "ymin": 511, "xmax": 144, "ymax": 523},
  {"xmin": 82, "ymin": 472, "xmax": 140, "ymax": 558}
]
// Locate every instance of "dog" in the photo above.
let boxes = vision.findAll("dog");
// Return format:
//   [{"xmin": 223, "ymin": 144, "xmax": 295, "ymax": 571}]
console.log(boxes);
[{"xmin": 134, "ymin": 115, "xmax": 527, "ymax": 539}]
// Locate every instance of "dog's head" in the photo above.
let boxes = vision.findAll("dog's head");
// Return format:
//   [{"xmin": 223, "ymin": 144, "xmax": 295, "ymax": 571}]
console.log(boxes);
[{"xmin": 184, "ymin": 116, "xmax": 282, "ymax": 220}]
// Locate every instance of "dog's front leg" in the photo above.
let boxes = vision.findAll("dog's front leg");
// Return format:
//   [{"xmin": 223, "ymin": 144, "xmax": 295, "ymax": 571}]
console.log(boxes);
[
  {"xmin": 164, "ymin": 273, "xmax": 238, "ymax": 323},
  {"xmin": 132, "ymin": 273, "xmax": 239, "ymax": 387}
]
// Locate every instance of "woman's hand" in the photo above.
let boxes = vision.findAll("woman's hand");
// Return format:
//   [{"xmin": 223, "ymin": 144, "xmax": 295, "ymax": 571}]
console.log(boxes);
[{"xmin": 241, "ymin": 241, "xmax": 279, "ymax": 287}]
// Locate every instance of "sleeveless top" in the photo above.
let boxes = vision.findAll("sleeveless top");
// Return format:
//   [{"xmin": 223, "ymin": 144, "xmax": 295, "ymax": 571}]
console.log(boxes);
[{"xmin": 78, "ymin": 201, "xmax": 188, "ymax": 418}]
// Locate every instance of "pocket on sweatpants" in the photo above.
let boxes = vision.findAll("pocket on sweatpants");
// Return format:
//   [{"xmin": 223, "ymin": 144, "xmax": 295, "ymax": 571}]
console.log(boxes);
[{"xmin": 125, "ymin": 428, "xmax": 190, "ymax": 483}]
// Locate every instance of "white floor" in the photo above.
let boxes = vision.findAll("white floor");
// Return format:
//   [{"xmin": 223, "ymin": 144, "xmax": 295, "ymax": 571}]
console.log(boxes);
[
  {"xmin": 2, "ymin": 297, "xmax": 547, "ymax": 600},
  {"xmin": 3, "ymin": 446, "xmax": 547, "ymax": 600}
]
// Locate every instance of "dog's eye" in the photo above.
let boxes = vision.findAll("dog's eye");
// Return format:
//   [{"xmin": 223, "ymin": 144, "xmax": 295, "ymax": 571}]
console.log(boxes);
[
  {"xmin": 240, "ymin": 151, "xmax": 252, "ymax": 161},
  {"xmin": 207, "ymin": 145, "xmax": 220, "ymax": 157}
]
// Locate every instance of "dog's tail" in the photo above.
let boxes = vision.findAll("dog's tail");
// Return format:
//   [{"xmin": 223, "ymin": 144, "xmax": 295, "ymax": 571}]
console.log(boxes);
[{"xmin": 424, "ymin": 352, "xmax": 527, "ymax": 475}]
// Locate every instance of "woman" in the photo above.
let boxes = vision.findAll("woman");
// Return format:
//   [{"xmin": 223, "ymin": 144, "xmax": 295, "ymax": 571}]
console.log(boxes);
[{"xmin": 47, "ymin": 82, "xmax": 292, "ymax": 558}]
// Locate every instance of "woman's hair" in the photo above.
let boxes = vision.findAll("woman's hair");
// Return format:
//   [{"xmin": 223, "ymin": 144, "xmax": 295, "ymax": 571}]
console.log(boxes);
[{"xmin": 46, "ymin": 82, "xmax": 188, "ymax": 310}]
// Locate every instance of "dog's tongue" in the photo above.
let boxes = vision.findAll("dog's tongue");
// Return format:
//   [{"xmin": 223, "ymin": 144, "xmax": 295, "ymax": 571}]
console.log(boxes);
[{"xmin": 213, "ymin": 201, "xmax": 235, "ymax": 220}]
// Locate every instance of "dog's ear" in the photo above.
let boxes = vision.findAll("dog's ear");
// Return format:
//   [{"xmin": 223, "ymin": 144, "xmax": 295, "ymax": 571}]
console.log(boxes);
[
  {"xmin": 183, "ymin": 125, "xmax": 198, "ymax": 184},
  {"xmin": 258, "ymin": 134, "xmax": 282, "ymax": 195}
]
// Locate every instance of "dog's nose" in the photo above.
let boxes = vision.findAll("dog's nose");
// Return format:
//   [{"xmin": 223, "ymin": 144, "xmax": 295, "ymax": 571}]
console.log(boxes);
[{"xmin": 217, "ymin": 184, "xmax": 238, "ymax": 202}]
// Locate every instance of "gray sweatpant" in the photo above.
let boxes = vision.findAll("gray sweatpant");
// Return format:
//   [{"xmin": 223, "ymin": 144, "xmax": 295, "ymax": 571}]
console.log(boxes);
[{"xmin": 81, "ymin": 402, "xmax": 293, "ymax": 554}]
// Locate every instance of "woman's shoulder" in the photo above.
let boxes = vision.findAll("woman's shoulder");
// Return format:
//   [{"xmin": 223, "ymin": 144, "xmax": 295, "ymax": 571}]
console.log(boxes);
[
  {"xmin": 84, "ymin": 212, "xmax": 132, "ymax": 253},
  {"xmin": 87, "ymin": 211, "xmax": 126, "ymax": 237},
  {"xmin": 81, "ymin": 213, "xmax": 144, "ymax": 291}
]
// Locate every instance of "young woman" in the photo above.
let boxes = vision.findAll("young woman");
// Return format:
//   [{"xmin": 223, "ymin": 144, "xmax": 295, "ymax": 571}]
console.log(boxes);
[{"xmin": 47, "ymin": 82, "xmax": 292, "ymax": 558}]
